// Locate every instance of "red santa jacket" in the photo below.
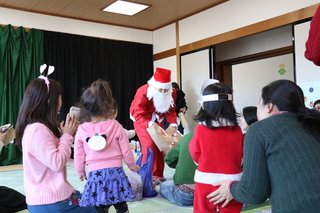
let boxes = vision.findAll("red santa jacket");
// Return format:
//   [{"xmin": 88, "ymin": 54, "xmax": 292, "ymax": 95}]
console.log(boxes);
[
  {"xmin": 130, "ymin": 84, "xmax": 177, "ymax": 129},
  {"xmin": 189, "ymin": 124, "xmax": 243, "ymax": 184}
]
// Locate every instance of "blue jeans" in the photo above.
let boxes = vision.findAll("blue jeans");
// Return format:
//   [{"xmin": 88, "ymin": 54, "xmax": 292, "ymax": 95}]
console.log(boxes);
[
  {"xmin": 27, "ymin": 191, "xmax": 98, "ymax": 213},
  {"xmin": 159, "ymin": 180, "xmax": 194, "ymax": 206}
]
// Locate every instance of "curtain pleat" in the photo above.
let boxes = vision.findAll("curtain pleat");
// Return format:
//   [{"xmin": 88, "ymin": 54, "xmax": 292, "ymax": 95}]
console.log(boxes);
[
  {"xmin": 44, "ymin": 31, "xmax": 153, "ymax": 130},
  {"xmin": 0, "ymin": 25, "xmax": 43, "ymax": 165},
  {"xmin": 0, "ymin": 26, "xmax": 152, "ymax": 165}
]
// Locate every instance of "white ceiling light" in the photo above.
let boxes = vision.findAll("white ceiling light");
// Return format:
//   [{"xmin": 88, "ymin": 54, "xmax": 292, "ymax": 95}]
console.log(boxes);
[{"xmin": 103, "ymin": 0, "xmax": 149, "ymax": 16}]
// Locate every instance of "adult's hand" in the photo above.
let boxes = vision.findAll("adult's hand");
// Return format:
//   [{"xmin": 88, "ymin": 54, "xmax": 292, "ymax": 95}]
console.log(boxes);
[
  {"xmin": 207, "ymin": 180, "xmax": 234, "ymax": 207},
  {"xmin": 0, "ymin": 126, "xmax": 8, "ymax": 142}
]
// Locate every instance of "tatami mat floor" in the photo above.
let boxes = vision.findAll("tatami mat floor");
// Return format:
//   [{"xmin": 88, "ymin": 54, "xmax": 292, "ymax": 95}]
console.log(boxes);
[{"xmin": 0, "ymin": 159, "xmax": 271, "ymax": 213}]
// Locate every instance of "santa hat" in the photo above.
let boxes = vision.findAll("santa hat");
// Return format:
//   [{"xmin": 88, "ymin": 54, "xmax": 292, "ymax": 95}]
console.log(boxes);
[{"xmin": 152, "ymin": 67, "xmax": 171, "ymax": 89}]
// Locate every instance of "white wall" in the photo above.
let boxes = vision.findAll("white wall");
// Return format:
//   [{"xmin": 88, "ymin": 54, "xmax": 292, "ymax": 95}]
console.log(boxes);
[
  {"xmin": 232, "ymin": 53, "xmax": 294, "ymax": 114},
  {"xmin": 178, "ymin": 0, "xmax": 319, "ymax": 46},
  {"xmin": 0, "ymin": 7, "xmax": 152, "ymax": 44},
  {"xmin": 153, "ymin": 0, "xmax": 318, "ymax": 80},
  {"xmin": 215, "ymin": 25, "xmax": 293, "ymax": 61},
  {"xmin": 153, "ymin": 23, "xmax": 176, "ymax": 54},
  {"xmin": 181, "ymin": 49, "xmax": 211, "ymax": 134},
  {"xmin": 153, "ymin": 56, "xmax": 178, "ymax": 82},
  {"xmin": 294, "ymin": 21, "xmax": 320, "ymax": 108}
]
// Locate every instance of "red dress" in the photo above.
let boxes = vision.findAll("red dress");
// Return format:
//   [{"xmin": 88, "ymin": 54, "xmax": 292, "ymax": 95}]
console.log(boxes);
[{"xmin": 189, "ymin": 124, "xmax": 244, "ymax": 213}]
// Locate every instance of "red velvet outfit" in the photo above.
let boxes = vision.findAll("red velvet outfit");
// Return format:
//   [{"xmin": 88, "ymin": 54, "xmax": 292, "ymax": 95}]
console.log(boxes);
[
  {"xmin": 130, "ymin": 84, "xmax": 177, "ymax": 178},
  {"xmin": 189, "ymin": 124, "xmax": 244, "ymax": 213},
  {"xmin": 305, "ymin": 4, "xmax": 320, "ymax": 66}
]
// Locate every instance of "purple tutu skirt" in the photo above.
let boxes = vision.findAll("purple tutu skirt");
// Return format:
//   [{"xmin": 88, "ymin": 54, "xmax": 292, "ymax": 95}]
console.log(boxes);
[{"xmin": 80, "ymin": 167, "xmax": 135, "ymax": 207}]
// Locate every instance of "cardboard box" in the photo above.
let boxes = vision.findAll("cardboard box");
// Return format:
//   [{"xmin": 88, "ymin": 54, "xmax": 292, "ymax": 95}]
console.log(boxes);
[
  {"xmin": 147, "ymin": 123, "xmax": 183, "ymax": 154},
  {"xmin": 147, "ymin": 123, "xmax": 174, "ymax": 154}
]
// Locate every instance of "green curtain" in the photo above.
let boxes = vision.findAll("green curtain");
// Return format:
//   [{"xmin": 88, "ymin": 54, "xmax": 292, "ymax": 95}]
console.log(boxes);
[{"xmin": 0, "ymin": 25, "xmax": 43, "ymax": 165}]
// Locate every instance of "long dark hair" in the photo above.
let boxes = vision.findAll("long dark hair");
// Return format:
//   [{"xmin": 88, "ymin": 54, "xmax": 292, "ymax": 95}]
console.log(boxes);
[
  {"xmin": 15, "ymin": 78, "xmax": 63, "ymax": 146},
  {"xmin": 243, "ymin": 106, "xmax": 258, "ymax": 126},
  {"xmin": 261, "ymin": 79, "xmax": 320, "ymax": 141},
  {"xmin": 195, "ymin": 83, "xmax": 238, "ymax": 129},
  {"xmin": 78, "ymin": 79, "xmax": 115, "ymax": 123}
]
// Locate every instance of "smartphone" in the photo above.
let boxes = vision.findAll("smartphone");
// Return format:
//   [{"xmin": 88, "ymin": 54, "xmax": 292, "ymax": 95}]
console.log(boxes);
[
  {"xmin": 1, "ymin": 124, "xmax": 12, "ymax": 133},
  {"xmin": 69, "ymin": 106, "xmax": 81, "ymax": 118}
]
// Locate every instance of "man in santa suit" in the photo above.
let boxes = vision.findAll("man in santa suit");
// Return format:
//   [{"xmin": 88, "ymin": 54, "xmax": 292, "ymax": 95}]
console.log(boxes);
[{"xmin": 130, "ymin": 67, "xmax": 177, "ymax": 184}]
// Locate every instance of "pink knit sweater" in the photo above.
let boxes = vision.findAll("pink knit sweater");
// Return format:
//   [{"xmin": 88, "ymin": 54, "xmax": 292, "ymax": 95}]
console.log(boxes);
[{"xmin": 22, "ymin": 123, "xmax": 75, "ymax": 205}]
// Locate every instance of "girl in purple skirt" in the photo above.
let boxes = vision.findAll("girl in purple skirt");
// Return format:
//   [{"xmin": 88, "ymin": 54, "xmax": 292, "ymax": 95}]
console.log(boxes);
[{"xmin": 74, "ymin": 79, "xmax": 140, "ymax": 213}]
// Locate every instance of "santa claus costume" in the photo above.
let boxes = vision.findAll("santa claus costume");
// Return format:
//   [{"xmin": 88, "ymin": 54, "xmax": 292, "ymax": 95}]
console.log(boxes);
[
  {"xmin": 130, "ymin": 68, "xmax": 177, "ymax": 182},
  {"xmin": 189, "ymin": 83, "xmax": 244, "ymax": 213}
]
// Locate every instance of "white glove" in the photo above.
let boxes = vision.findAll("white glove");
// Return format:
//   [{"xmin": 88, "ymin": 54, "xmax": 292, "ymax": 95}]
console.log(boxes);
[{"xmin": 148, "ymin": 121, "xmax": 154, "ymax": 128}]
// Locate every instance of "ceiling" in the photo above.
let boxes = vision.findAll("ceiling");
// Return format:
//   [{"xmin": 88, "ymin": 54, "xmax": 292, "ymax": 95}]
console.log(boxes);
[{"xmin": 0, "ymin": 0, "xmax": 227, "ymax": 31}]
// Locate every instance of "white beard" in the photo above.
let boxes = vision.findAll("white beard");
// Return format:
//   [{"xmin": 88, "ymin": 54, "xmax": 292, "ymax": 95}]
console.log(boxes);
[{"xmin": 152, "ymin": 91, "xmax": 173, "ymax": 113}]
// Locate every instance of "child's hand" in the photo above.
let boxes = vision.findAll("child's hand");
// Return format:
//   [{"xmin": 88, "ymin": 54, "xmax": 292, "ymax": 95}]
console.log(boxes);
[
  {"xmin": 60, "ymin": 114, "xmax": 78, "ymax": 136},
  {"xmin": 130, "ymin": 164, "xmax": 140, "ymax": 172},
  {"xmin": 79, "ymin": 175, "xmax": 87, "ymax": 181}
]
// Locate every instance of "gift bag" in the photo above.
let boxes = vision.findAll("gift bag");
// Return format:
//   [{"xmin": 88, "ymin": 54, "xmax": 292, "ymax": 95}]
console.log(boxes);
[
  {"xmin": 146, "ymin": 123, "xmax": 174, "ymax": 154},
  {"xmin": 125, "ymin": 170, "xmax": 143, "ymax": 201},
  {"xmin": 136, "ymin": 147, "xmax": 158, "ymax": 197}
]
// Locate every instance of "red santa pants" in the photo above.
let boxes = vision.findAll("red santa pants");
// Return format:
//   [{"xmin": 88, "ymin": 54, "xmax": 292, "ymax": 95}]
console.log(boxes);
[
  {"xmin": 193, "ymin": 182, "xmax": 243, "ymax": 213},
  {"xmin": 133, "ymin": 122, "xmax": 165, "ymax": 178}
]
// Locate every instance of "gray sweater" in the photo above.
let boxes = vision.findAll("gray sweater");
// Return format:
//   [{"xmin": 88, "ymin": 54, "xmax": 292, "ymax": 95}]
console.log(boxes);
[{"xmin": 231, "ymin": 113, "xmax": 320, "ymax": 213}]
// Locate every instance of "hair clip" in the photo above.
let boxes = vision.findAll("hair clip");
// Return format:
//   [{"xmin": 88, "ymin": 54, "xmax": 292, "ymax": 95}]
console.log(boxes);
[
  {"xmin": 38, "ymin": 64, "xmax": 55, "ymax": 92},
  {"xmin": 202, "ymin": 93, "xmax": 232, "ymax": 102}
]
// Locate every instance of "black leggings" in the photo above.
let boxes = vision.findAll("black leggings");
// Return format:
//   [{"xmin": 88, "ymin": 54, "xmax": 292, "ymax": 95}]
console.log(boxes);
[{"xmin": 97, "ymin": 202, "xmax": 129, "ymax": 213}]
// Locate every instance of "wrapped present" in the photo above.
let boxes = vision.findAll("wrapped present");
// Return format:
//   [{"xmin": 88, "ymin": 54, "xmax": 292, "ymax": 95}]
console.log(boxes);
[
  {"xmin": 166, "ymin": 125, "xmax": 183, "ymax": 141},
  {"xmin": 147, "ymin": 123, "xmax": 183, "ymax": 154},
  {"xmin": 147, "ymin": 123, "xmax": 174, "ymax": 154}
]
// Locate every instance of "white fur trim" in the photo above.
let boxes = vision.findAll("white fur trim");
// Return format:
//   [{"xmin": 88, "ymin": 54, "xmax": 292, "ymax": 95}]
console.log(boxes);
[
  {"xmin": 147, "ymin": 77, "xmax": 156, "ymax": 100},
  {"xmin": 153, "ymin": 81, "xmax": 171, "ymax": 89},
  {"xmin": 130, "ymin": 113, "xmax": 136, "ymax": 122},
  {"xmin": 194, "ymin": 170, "xmax": 242, "ymax": 184},
  {"xmin": 169, "ymin": 123, "xmax": 178, "ymax": 127},
  {"xmin": 148, "ymin": 121, "xmax": 154, "ymax": 128}
]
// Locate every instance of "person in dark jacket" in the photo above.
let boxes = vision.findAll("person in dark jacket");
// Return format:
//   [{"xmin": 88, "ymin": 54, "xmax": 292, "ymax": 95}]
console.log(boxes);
[{"xmin": 172, "ymin": 82, "xmax": 187, "ymax": 134}]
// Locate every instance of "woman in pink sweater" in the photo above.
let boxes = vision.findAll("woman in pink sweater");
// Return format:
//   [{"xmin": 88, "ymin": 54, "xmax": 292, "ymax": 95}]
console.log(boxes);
[
  {"xmin": 15, "ymin": 66, "xmax": 97, "ymax": 213},
  {"xmin": 74, "ymin": 79, "xmax": 140, "ymax": 213}
]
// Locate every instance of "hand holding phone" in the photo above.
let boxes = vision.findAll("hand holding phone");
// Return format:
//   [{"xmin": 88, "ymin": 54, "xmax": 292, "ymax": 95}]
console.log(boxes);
[
  {"xmin": 1, "ymin": 124, "xmax": 12, "ymax": 134},
  {"xmin": 69, "ymin": 106, "xmax": 81, "ymax": 118}
]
